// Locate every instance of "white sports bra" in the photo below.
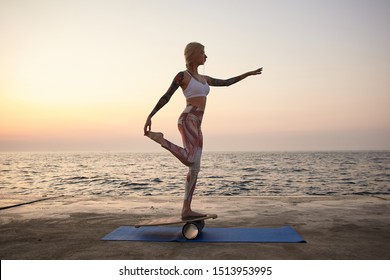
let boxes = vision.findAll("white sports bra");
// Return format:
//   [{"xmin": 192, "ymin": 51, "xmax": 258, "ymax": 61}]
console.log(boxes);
[{"xmin": 183, "ymin": 71, "xmax": 210, "ymax": 99}]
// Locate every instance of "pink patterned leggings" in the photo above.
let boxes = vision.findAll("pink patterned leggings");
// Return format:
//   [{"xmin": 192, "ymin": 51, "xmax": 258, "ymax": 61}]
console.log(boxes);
[{"xmin": 161, "ymin": 105, "xmax": 204, "ymax": 201}]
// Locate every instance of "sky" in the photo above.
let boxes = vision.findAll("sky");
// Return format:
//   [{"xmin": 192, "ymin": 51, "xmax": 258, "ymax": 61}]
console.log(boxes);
[{"xmin": 1, "ymin": 0, "xmax": 389, "ymax": 152}]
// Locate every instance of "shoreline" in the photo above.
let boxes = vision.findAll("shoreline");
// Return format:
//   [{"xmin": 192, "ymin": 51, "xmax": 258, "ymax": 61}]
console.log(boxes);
[{"xmin": 0, "ymin": 195, "xmax": 389, "ymax": 259}]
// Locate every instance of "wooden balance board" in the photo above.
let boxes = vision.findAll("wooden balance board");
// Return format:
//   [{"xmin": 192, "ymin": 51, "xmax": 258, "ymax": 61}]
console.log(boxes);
[{"xmin": 135, "ymin": 214, "xmax": 218, "ymax": 240}]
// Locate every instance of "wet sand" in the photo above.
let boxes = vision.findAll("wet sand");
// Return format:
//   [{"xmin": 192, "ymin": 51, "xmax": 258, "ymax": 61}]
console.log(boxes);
[{"xmin": 0, "ymin": 195, "xmax": 389, "ymax": 259}]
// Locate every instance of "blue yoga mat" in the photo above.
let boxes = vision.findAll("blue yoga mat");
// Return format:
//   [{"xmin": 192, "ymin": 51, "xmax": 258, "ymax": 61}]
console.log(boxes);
[{"xmin": 102, "ymin": 226, "xmax": 305, "ymax": 243}]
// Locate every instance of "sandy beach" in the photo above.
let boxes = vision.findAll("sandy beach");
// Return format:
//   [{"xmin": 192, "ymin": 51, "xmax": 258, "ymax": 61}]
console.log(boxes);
[{"xmin": 0, "ymin": 195, "xmax": 389, "ymax": 259}]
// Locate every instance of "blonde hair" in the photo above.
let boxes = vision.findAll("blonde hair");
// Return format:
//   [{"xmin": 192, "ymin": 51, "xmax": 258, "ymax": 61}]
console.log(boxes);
[{"xmin": 184, "ymin": 42, "xmax": 204, "ymax": 67}]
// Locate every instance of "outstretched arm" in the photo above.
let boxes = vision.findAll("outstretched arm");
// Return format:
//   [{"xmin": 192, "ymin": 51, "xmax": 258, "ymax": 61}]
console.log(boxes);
[
  {"xmin": 144, "ymin": 72, "xmax": 184, "ymax": 134},
  {"xmin": 205, "ymin": 67, "xmax": 263, "ymax": 87}
]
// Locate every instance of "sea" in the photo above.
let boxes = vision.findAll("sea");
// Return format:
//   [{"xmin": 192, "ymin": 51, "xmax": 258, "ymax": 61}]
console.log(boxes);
[{"xmin": 1, "ymin": 151, "xmax": 389, "ymax": 198}]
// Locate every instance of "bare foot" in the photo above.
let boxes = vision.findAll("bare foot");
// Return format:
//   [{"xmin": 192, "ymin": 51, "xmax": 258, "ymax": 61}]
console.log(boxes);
[
  {"xmin": 145, "ymin": 131, "xmax": 164, "ymax": 145},
  {"xmin": 181, "ymin": 210, "xmax": 206, "ymax": 220}
]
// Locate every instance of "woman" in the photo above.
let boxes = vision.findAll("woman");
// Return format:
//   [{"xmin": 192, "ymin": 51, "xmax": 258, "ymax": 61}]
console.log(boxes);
[{"xmin": 144, "ymin": 42, "xmax": 262, "ymax": 219}]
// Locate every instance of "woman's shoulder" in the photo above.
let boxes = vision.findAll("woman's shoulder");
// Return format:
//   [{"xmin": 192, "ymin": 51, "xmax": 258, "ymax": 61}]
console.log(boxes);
[
  {"xmin": 173, "ymin": 71, "xmax": 192, "ymax": 85},
  {"xmin": 172, "ymin": 71, "xmax": 183, "ymax": 84}
]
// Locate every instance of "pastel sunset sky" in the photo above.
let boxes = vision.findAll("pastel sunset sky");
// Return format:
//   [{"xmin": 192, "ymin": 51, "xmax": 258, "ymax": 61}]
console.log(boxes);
[{"xmin": 1, "ymin": 0, "xmax": 389, "ymax": 152}]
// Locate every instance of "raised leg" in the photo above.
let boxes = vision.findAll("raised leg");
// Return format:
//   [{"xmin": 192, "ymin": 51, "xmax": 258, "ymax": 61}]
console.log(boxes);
[{"xmin": 146, "ymin": 108, "xmax": 206, "ymax": 218}]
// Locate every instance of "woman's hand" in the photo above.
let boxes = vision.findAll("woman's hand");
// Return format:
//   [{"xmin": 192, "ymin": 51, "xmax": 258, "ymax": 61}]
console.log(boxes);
[
  {"xmin": 249, "ymin": 67, "xmax": 263, "ymax": 76},
  {"xmin": 144, "ymin": 116, "xmax": 152, "ymax": 135}
]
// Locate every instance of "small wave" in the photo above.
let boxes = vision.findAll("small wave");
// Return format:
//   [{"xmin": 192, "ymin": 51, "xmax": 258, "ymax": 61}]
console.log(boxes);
[
  {"xmin": 131, "ymin": 186, "xmax": 149, "ymax": 191},
  {"xmin": 237, "ymin": 180, "xmax": 253, "ymax": 186},
  {"xmin": 67, "ymin": 176, "xmax": 89, "ymax": 181},
  {"xmin": 307, "ymin": 191, "xmax": 338, "ymax": 195},
  {"xmin": 119, "ymin": 182, "xmax": 148, "ymax": 187},
  {"xmin": 206, "ymin": 175, "xmax": 224, "ymax": 179},
  {"xmin": 341, "ymin": 181, "xmax": 356, "ymax": 185},
  {"xmin": 292, "ymin": 168, "xmax": 308, "ymax": 172},
  {"xmin": 241, "ymin": 167, "xmax": 257, "ymax": 172},
  {"xmin": 352, "ymin": 191, "xmax": 390, "ymax": 195},
  {"xmin": 343, "ymin": 160, "xmax": 357, "ymax": 165},
  {"xmin": 374, "ymin": 178, "xmax": 390, "ymax": 182}
]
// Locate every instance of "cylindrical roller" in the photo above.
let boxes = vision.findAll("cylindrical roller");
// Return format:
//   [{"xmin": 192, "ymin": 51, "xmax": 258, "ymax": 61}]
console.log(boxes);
[{"xmin": 182, "ymin": 221, "xmax": 204, "ymax": 240}]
